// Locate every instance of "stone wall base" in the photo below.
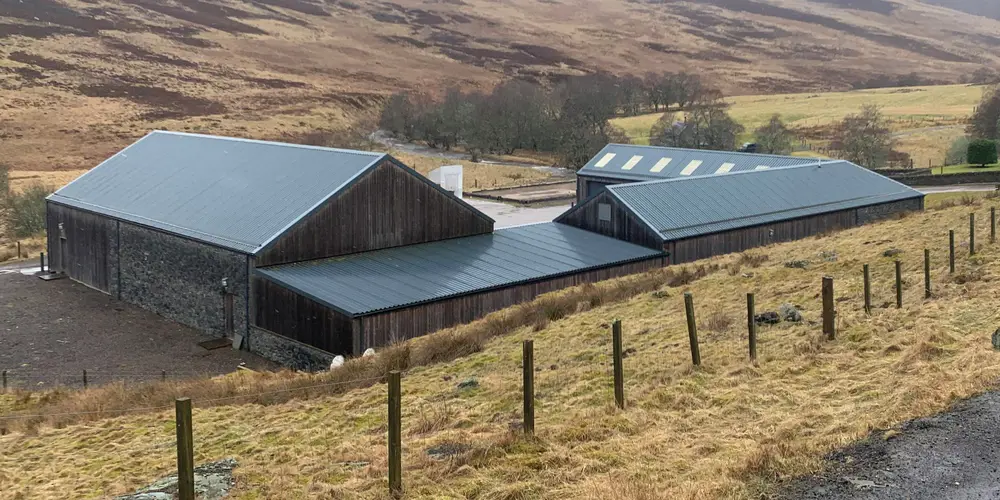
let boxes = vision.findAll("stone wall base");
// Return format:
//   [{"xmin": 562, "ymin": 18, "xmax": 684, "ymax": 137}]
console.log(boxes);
[{"xmin": 247, "ymin": 326, "xmax": 334, "ymax": 371}]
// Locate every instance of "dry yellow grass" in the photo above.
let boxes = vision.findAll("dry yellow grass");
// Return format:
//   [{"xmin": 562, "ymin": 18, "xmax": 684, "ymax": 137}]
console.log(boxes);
[
  {"xmin": 390, "ymin": 151, "xmax": 553, "ymax": 192},
  {"xmin": 4, "ymin": 200, "xmax": 1000, "ymax": 498},
  {"xmin": 612, "ymin": 84, "xmax": 986, "ymax": 166}
]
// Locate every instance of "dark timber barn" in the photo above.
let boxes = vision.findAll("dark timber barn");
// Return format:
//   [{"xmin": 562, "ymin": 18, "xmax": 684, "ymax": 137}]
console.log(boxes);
[
  {"xmin": 559, "ymin": 159, "xmax": 925, "ymax": 263},
  {"xmin": 47, "ymin": 131, "xmax": 665, "ymax": 368}
]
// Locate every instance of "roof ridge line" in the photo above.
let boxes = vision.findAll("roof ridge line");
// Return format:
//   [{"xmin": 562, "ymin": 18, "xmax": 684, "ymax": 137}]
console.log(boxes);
[
  {"xmin": 152, "ymin": 130, "xmax": 384, "ymax": 157},
  {"xmin": 607, "ymin": 159, "xmax": 840, "ymax": 190},
  {"xmin": 603, "ymin": 143, "xmax": 823, "ymax": 160}
]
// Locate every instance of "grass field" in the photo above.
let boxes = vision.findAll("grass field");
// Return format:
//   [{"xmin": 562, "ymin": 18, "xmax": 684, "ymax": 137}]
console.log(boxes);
[
  {"xmin": 390, "ymin": 151, "xmax": 554, "ymax": 192},
  {"xmin": 935, "ymin": 164, "xmax": 1000, "ymax": 174},
  {"xmin": 612, "ymin": 84, "xmax": 987, "ymax": 168},
  {"xmin": 4, "ymin": 199, "xmax": 1000, "ymax": 499}
]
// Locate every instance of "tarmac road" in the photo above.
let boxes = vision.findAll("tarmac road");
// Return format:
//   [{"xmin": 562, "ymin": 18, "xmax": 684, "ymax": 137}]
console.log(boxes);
[{"xmin": 779, "ymin": 390, "xmax": 1000, "ymax": 499}]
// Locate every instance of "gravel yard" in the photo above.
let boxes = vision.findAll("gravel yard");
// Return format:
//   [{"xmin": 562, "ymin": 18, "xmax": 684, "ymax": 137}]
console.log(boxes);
[{"xmin": 0, "ymin": 271, "xmax": 275, "ymax": 389}]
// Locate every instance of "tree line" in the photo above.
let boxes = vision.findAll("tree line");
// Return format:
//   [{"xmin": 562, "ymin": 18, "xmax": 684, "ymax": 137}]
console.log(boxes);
[{"xmin": 378, "ymin": 73, "xmax": 721, "ymax": 168}]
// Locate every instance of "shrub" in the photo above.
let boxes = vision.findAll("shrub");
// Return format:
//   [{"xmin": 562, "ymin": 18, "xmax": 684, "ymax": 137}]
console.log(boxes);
[
  {"xmin": 968, "ymin": 139, "xmax": 998, "ymax": 167},
  {"xmin": 7, "ymin": 183, "xmax": 51, "ymax": 237}
]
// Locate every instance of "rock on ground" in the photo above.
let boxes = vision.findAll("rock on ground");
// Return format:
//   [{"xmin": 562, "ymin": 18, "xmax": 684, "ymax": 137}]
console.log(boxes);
[{"xmin": 116, "ymin": 458, "xmax": 237, "ymax": 500}]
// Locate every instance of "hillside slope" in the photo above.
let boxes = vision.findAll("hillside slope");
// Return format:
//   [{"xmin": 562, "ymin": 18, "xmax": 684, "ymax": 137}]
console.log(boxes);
[
  {"xmin": 1, "ymin": 0, "xmax": 1000, "ymax": 171},
  {"xmin": 4, "ymin": 198, "xmax": 1000, "ymax": 498}
]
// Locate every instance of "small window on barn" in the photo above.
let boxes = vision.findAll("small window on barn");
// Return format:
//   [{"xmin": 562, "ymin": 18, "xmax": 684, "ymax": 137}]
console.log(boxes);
[
  {"xmin": 58, "ymin": 223, "xmax": 66, "ymax": 240},
  {"xmin": 598, "ymin": 203, "xmax": 612, "ymax": 222}
]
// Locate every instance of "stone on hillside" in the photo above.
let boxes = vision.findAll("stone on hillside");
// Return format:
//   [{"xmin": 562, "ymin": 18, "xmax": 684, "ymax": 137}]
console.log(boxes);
[
  {"xmin": 115, "ymin": 459, "xmax": 237, "ymax": 500},
  {"xmin": 780, "ymin": 303, "xmax": 803, "ymax": 323},
  {"xmin": 362, "ymin": 348, "xmax": 376, "ymax": 357},
  {"xmin": 993, "ymin": 329, "xmax": 1000, "ymax": 350},
  {"xmin": 784, "ymin": 260, "xmax": 810, "ymax": 269},
  {"xmin": 457, "ymin": 378, "xmax": 479, "ymax": 390},
  {"xmin": 883, "ymin": 248, "xmax": 903, "ymax": 257},
  {"xmin": 820, "ymin": 250, "xmax": 838, "ymax": 262}
]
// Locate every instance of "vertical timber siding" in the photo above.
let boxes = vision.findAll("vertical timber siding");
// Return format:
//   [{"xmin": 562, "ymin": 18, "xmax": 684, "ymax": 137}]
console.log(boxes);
[
  {"xmin": 118, "ymin": 223, "xmax": 249, "ymax": 337},
  {"xmin": 666, "ymin": 198, "xmax": 924, "ymax": 264},
  {"xmin": 557, "ymin": 191, "xmax": 662, "ymax": 250},
  {"xmin": 258, "ymin": 161, "xmax": 494, "ymax": 266},
  {"xmin": 46, "ymin": 202, "xmax": 116, "ymax": 294},
  {"xmin": 357, "ymin": 257, "xmax": 664, "ymax": 350},
  {"xmin": 252, "ymin": 277, "xmax": 354, "ymax": 355}
]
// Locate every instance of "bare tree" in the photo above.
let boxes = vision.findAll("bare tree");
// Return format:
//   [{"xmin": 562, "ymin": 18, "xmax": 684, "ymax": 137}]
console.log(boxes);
[
  {"xmin": 833, "ymin": 104, "xmax": 894, "ymax": 169},
  {"xmin": 754, "ymin": 114, "xmax": 795, "ymax": 155},
  {"xmin": 969, "ymin": 85, "xmax": 1000, "ymax": 140},
  {"xmin": 650, "ymin": 97, "xmax": 743, "ymax": 151}
]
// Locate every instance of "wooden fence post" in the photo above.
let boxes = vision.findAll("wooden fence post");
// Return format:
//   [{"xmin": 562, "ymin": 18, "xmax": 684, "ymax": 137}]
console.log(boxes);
[
  {"xmin": 2, "ymin": 370, "xmax": 6, "ymax": 392},
  {"xmin": 16, "ymin": 241, "xmax": 20, "ymax": 259},
  {"xmin": 612, "ymin": 320, "xmax": 625, "ymax": 410},
  {"xmin": 970, "ymin": 213, "xmax": 976, "ymax": 256},
  {"xmin": 175, "ymin": 398, "xmax": 195, "ymax": 500},
  {"xmin": 522, "ymin": 340, "xmax": 535, "ymax": 435},
  {"xmin": 949, "ymin": 230, "xmax": 955, "ymax": 274},
  {"xmin": 162, "ymin": 370, "xmax": 167, "ymax": 382},
  {"xmin": 40, "ymin": 252, "xmax": 45, "ymax": 272},
  {"xmin": 895, "ymin": 260, "xmax": 903, "ymax": 309},
  {"xmin": 82, "ymin": 370, "xmax": 88, "ymax": 389},
  {"xmin": 863, "ymin": 264, "xmax": 871, "ymax": 315},
  {"xmin": 822, "ymin": 277, "xmax": 835, "ymax": 340},
  {"xmin": 992, "ymin": 207, "xmax": 996, "ymax": 244},
  {"xmin": 684, "ymin": 293, "xmax": 701, "ymax": 366},
  {"xmin": 388, "ymin": 370, "xmax": 402, "ymax": 497},
  {"xmin": 924, "ymin": 249, "xmax": 931, "ymax": 299},
  {"xmin": 747, "ymin": 293, "xmax": 757, "ymax": 363}
]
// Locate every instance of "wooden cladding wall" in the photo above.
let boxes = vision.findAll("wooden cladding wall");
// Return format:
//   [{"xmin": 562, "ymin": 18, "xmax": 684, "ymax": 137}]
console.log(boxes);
[
  {"xmin": 258, "ymin": 161, "xmax": 494, "ymax": 266},
  {"xmin": 557, "ymin": 191, "xmax": 663, "ymax": 250},
  {"xmin": 357, "ymin": 257, "xmax": 665, "ymax": 351},
  {"xmin": 46, "ymin": 202, "xmax": 116, "ymax": 293},
  {"xmin": 666, "ymin": 209, "xmax": 857, "ymax": 264},
  {"xmin": 665, "ymin": 199, "xmax": 923, "ymax": 264},
  {"xmin": 253, "ymin": 277, "xmax": 354, "ymax": 355}
]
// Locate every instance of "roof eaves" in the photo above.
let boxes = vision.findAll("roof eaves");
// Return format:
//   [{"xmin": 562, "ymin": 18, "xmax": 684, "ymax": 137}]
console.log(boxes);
[
  {"xmin": 253, "ymin": 152, "xmax": 388, "ymax": 255},
  {"xmin": 350, "ymin": 249, "xmax": 665, "ymax": 316},
  {"xmin": 48, "ymin": 131, "xmax": 159, "ymax": 201},
  {"xmin": 253, "ymin": 268, "xmax": 360, "ymax": 318}
]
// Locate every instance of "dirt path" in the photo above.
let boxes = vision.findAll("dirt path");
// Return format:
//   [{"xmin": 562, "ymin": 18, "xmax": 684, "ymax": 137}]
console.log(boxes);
[{"xmin": 779, "ymin": 389, "xmax": 1000, "ymax": 499}]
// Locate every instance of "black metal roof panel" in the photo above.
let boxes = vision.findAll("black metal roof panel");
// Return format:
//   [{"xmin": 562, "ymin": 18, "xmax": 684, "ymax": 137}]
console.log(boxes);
[
  {"xmin": 604, "ymin": 160, "xmax": 924, "ymax": 241},
  {"xmin": 47, "ymin": 131, "xmax": 492, "ymax": 254},
  {"xmin": 255, "ymin": 222, "xmax": 664, "ymax": 317},
  {"xmin": 577, "ymin": 144, "xmax": 818, "ymax": 182}
]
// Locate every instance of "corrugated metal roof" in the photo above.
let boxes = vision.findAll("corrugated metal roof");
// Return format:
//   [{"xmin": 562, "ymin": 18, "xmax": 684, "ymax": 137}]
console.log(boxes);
[
  {"xmin": 49, "ymin": 131, "xmax": 388, "ymax": 253},
  {"xmin": 604, "ymin": 160, "xmax": 924, "ymax": 241},
  {"xmin": 577, "ymin": 144, "xmax": 818, "ymax": 182},
  {"xmin": 255, "ymin": 222, "xmax": 664, "ymax": 317}
]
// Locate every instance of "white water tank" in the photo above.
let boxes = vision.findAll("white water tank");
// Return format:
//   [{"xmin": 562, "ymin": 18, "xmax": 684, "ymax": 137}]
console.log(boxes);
[{"xmin": 429, "ymin": 165, "xmax": 463, "ymax": 199}]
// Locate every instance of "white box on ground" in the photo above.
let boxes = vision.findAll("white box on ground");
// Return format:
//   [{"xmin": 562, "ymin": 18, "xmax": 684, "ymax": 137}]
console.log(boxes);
[{"xmin": 429, "ymin": 165, "xmax": 463, "ymax": 199}]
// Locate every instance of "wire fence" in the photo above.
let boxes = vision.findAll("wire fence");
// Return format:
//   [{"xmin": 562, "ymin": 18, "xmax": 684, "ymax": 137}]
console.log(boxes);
[{"xmin": 1, "ymin": 207, "xmax": 996, "ymax": 498}]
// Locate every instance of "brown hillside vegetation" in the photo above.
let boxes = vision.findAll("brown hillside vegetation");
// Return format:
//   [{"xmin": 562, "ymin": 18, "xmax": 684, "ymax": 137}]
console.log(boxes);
[
  {"xmin": 1, "ymin": 0, "xmax": 1000, "ymax": 171},
  {"xmin": 4, "ymin": 197, "xmax": 1000, "ymax": 498}
]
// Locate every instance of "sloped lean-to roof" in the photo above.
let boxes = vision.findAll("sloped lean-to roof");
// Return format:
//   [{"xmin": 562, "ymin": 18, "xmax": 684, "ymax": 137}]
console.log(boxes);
[
  {"xmin": 577, "ymin": 144, "xmax": 818, "ymax": 182},
  {"xmin": 254, "ymin": 222, "xmax": 665, "ymax": 317},
  {"xmin": 47, "ymin": 131, "xmax": 492, "ymax": 254},
  {"xmin": 571, "ymin": 160, "xmax": 924, "ymax": 241}
]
